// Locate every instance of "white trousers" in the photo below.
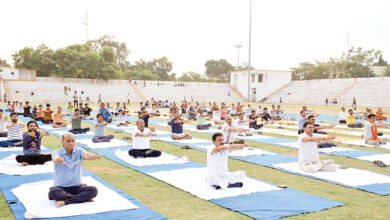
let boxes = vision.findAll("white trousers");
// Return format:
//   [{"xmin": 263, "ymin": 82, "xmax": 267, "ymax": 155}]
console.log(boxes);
[
  {"xmin": 207, "ymin": 171, "xmax": 246, "ymax": 189},
  {"xmin": 299, "ymin": 160, "xmax": 337, "ymax": 173}
]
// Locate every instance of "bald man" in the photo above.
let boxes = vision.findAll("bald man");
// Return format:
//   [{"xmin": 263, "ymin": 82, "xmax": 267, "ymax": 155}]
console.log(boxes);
[
  {"xmin": 221, "ymin": 116, "xmax": 247, "ymax": 144},
  {"xmin": 129, "ymin": 119, "xmax": 161, "ymax": 158},
  {"xmin": 49, "ymin": 132, "xmax": 102, "ymax": 208}
]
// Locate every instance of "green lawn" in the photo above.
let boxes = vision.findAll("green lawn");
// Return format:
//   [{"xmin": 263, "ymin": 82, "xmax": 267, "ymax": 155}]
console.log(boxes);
[{"xmin": 1, "ymin": 103, "xmax": 390, "ymax": 219}]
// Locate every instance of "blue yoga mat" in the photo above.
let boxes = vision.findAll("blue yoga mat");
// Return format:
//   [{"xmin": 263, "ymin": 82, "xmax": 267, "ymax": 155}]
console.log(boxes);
[{"xmin": 0, "ymin": 170, "xmax": 166, "ymax": 220}]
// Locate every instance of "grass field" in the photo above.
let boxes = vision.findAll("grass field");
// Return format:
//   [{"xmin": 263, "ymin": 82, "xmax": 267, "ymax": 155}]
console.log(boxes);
[{"xmin": 0, "ymin": 103, "xmax": 389, "ymax": 219}]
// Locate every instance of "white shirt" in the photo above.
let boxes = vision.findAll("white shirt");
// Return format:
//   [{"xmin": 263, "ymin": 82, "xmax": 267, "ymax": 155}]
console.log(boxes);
[
  {"xmin": 17, "ymin": 106, "xmax": 24, "ymax": 113},
  {"xmin": 339, "ymin": 111, "xmax": 347, "ymax": 120},
  {"xmin": 0, "ymin": 116, "xmax": 7, "ymax": 132},
  {"xmin": 207, "ymin": 146, "xmax": 229, "ymax": 177},
  {"xmin": 363, "ymin": 121, "xmax": 373, "ymax": 142},
  {"xmin": 212, "ymin": 111, "xmax": 221, "ymax": 121},
  {"xmin": 117, "ymin": 115, "xmax": 126, "ymax": 124},
  {"xmin": 132, "ymin": 128, "xmax": 151, "ymax": 150},
  {"xmin": 229, "ymin": 108, "xmax": 237, "ymax": 115},
  {"xmin": 298, "ymin": 132, "xmax": 320, "ymax": 162},
  {"xmin": 256, "ymin": 109, "xmax": 264, "ymax": 115},
  {"xmin": 222, "ymin": 122, "xmax": 237, "ymax": 144},
  {"xmin": 235, "ymin": 118, "xmax": 246, "ymax": 129}
]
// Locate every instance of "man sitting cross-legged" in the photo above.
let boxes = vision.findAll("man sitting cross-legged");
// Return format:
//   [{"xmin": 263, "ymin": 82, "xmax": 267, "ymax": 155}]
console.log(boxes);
[
  {"xmin": 207, "ymin": 132, "xmax": 247, "ymax": 190},
  {"xmin": 347, "ymin": 109, "xmax": 363, "ymax": 128},
  {"xmin": 52, "ymin": 106, "xmax": 68, "ymax": 128},
  {"xmin": 299, "ymin": 122, "xmax": 337, "ymax": 173},
  {"xmin": 116, "ymin": 110, "xmax": 129, "ymax": 127},
  {"xmin": 68, "ymin": 108, "xmax": 90, "ymax": 134},
  {"xmin": 307, "ymin": 115, "xmax": 335, "ymax": 134},
  {"xmin": 170, "ymin": 112, "xmax": 192, "ymax": 140},
  {"xmin": 128, "ymin": 119, "xmax": 161, "ymax": 158},
  {"xmin": 235, "ymin": 112, "xmax": 254, "ymax": 136},
  {"xmin": 196, "ymin": 109, "xmax": 212, "ymax": 130},
  {"xmin": 0, "ymin": 112, "xmax": 24, "ymax": 148},
  {"xmin": 364, "ymin": 114, "xmax": 389, "ymax": 147},
  {"xmin": 248, "ymin": 110, "xmax": 264, "ymax": 130},
  {"xmin": 42, "ymin": 103, "xmax": 54, "ymax": 124},
  {"xmin": 49, "ymin": 132, "xmax": 102, "ymax": 208},
  {"xmin": 92, "ymin": 114, "xmax": 114, "ymax": 143},
  {"xmin": 15, "ymin": 121, "xmax": 51, "ymax": 166},
  {"xmin": 222, "ymin": 116, "xmax": 248, "ymax": 144}
]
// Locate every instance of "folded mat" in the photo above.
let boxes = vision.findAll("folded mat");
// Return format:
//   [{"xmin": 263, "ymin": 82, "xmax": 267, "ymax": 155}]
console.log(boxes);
[
  {"xmin": 0, "ymin": 154, "xmax": 54, "ymax": 175},
  {"xmin": 115, "ymin": 149, "xmax": 189, "ymax": 166},
  {"xmin": 76, "ymin": 138, "xmax": 131, "ymax": 149}
]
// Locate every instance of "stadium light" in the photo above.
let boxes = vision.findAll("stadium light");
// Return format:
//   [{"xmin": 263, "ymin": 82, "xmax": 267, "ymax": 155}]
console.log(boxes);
[
  {"xmin": 247, "ymin": 0, "xmax": 252, "ymax": 102},
  {"xmin": 235, "ymin": 45, "xmax": 242, "ymax": 70}
]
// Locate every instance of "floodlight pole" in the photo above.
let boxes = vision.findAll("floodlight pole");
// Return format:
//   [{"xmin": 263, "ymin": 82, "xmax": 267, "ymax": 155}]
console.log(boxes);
[
  {"xmin": 235, "ymin": 45, "xmax": 242, "ymax": 69},
  {"xmin": 247, "ymin": 0, "xmax": 252, "ymax": 102}
]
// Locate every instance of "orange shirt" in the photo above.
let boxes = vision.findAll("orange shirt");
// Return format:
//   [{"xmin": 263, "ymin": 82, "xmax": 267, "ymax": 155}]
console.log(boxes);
[
  {"xmin": 36, "ymin": 109, "xmax": 43, "ymax": 118},
  {"xmin": 43, "ymin": 110, "xmax": 54, "ymax": 120}
]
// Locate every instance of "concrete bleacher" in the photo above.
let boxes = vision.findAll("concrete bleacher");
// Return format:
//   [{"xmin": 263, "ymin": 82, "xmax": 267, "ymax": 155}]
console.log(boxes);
[
  {"xmin": 265, "ymin": 77, "xmax": 390, "ymax": 107},
  {"xmin": 4, "ymin": 78, "xmax": 243, "ymax": 103}
]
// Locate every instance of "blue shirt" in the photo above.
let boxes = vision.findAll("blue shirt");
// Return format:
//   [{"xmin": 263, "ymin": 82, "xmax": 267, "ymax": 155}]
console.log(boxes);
[
  {"xmin": 23, "ymin": 131, "xmax": 42, "ymax": 155},
  {"xmin": 94, "ymin": 124, "xmax": 106, "ymax": 136},
  {"xmin": 171, "ymin": 118, "xmax": 183, "ymax": 134},
  {"xmin": 53, "ymin": 147, "xmax": 85, "ymax": 187},
  {"xmin": 298, "ymin": 116, "xmax": 308, "ymax": 130},
  {"xmin": 98, "ymin": 108, "xmax": 111, "ymax": 119}
]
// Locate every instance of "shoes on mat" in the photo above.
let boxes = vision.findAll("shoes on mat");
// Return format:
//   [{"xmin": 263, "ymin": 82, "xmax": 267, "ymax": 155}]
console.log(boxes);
[{"xmin": 228, "ymin": 182, "xmax": 243, "ymax": 188}]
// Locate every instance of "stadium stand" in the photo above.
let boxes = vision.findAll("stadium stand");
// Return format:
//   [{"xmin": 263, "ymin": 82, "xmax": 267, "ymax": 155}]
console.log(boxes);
[
  {"xmin": 3, "ymin": 77, "xmax": 243, "ymax": 103},
  {"xmin": 265, "ymin": 77, "xmax": 390, "ymax": 106}
]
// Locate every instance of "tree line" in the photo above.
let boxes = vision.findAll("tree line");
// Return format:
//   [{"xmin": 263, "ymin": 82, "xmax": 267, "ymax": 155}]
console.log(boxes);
[
  {"xmin": 291, "ymin": 47, "xmax": 390, "ymax": 80},
  {"xmin": 1, "ymin": 35, "xmax": 234, "ymax": 82}
]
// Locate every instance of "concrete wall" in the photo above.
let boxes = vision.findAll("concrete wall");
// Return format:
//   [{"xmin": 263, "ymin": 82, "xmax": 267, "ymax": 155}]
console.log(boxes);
[
  {"xmin": 231, "ymin": 70, "xmax": 292, "ymax": 101},
  {"xmin": 0, "ymin": 68, "xmax": 19, "ymax": 79}
]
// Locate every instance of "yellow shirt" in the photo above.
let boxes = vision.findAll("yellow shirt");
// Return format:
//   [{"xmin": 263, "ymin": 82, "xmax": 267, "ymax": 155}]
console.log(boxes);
[{"xmin": 346, "ymin": 115, "xmax": 355, "ymax": 125}]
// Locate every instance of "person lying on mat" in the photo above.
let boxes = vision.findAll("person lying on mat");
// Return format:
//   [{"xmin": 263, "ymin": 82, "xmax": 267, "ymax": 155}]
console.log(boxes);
[
  {"xmin": 299, "ymin": 122, "xmax": 337, "ymax": 173},
  {"xmin": 170, "ymin": 112, "xmax": 192, "ymax": 140},
  {"xmin": 69, "ymin": 109, "xmax": 90, "ymax": 134},
  {"xmin": 222, "ymin": 116, "xmax": 248, "ymax": 144},
  {"xmin": 128, "ymin": 119, "xmax": 161, "ymax": 158},
  {"xmin": 15, "ymin": 121, "xmax": 51, "ymax": 166},
  {"xmin": 116, "ymin": 110, "xmax": 129, "ymax": 127},
  {"xmin": 308, "ymin": 115, "xmax": 335, "ymax": 134},
  {"xmin": 207, "ymin": 132, "xmax": 246, "ymax": 190},
  {"xmin": 364, "ymin": 114, "xmax": 389, "ymax": 147},
  {"xmin": 92, "ymin": 114, "xmax": 114, "ymax": 143},
  {"xmin": 52, "ymin": 106, "xmax": 68, "ymax": 128},
  {"xmin": 49, "ymin": 132, "xmax": 101, "ymax": 208},
  {"xmin": 0, "ymin": 112, "xmax": 24, "ymax": 148}
]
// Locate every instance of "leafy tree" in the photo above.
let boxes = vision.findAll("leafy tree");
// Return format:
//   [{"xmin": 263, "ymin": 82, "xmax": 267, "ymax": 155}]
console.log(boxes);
[
  {"xmin": 0, "ymin": 58, "xmax": 10, "ymax": 67},
  {"xmin": 205, "ymin": 59, "xmax": 233, "ymax": 82},
  {"xmin": 12, "ymin": 44, "xmax": 56, "ymax": 77},
  {"xmin": 375, "ymin": 55, "xmax": 388, "ymax": 66},
  {"xmin": 87, "ymin": 35, "xmax": 130, "ymax": 68}
]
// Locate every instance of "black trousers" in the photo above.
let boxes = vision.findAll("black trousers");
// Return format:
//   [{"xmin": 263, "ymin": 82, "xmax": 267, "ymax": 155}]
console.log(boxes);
[
  {"xmin": 49, "ymin": 184, "xmax": 98, "ymax": 205},
  {"xmin": 128, "ymin": 149, "xmax": 161, "ymax": 158},
  {"xmin": 15, "ymin": 154, "xmax": 52, "ymax": 165}
]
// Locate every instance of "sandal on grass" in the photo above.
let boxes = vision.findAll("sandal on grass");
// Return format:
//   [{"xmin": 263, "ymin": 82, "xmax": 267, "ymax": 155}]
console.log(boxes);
[
  {"xmin": 373, "ymin": 160, "xmax": 387, "ymax": 167},
  {"xmin": 181, "ymin": 145, "xmax": 191, "ymax": 149}
]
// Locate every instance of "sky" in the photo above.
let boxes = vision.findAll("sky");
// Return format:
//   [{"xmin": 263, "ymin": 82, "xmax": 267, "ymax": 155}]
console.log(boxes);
[{"xmin": 1, "ymin": 0, "xmax": 389, "ymax": 76}]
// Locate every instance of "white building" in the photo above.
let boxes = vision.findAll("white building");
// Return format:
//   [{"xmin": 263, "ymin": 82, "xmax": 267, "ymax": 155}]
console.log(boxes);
[
  {"xmin": 0, "ymin": 67, "xmax": 36, "ymax": 80},
  {"xmin": 230, "ymin": 69, "xmax": 291, "ymax": 102}
]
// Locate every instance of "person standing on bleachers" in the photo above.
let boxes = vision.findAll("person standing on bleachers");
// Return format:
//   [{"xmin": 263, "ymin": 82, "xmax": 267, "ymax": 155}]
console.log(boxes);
[
  {"xmin": 352, "ymin": 97, "xmax": 357, "ymax": 108},
  {"xmin": 73, "ymin": 91, "xmax": 78, "ymax": 108}
]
